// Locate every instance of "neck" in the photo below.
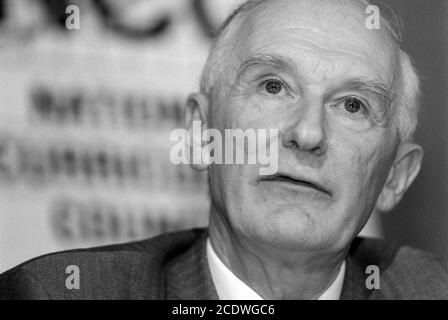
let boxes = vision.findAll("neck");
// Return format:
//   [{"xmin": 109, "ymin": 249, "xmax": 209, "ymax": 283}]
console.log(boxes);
[{"xmin": 208, "ymin": 205, "xmax": 348, "ymax": 299}]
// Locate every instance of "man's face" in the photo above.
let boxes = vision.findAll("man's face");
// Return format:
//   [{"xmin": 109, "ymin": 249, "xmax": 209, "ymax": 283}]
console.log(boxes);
[{"xmin": 208, "ymin": 0, "xmax": 401, "ymax": 252}]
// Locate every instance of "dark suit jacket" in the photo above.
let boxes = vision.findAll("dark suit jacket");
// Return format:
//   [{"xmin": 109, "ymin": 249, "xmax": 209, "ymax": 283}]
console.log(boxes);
[{"xmin": 1, "ymin": 228, "xmax": 448, "ymax": 299}]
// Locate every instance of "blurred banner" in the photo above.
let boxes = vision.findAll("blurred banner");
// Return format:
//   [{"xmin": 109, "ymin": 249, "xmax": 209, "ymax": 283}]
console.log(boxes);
[{"xmin": 0, "ymin": 0, "xmax": 381, "ymax": 273}]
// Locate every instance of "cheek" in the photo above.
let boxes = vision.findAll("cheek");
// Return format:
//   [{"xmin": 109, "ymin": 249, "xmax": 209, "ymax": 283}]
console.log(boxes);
[
  {"xmin": 213, "ymin": 94, "xmax": 284, "ymax": 131},
  {"xmin": 211, "ymin": 102, "xmax": 248, "ymax": 131},
  {"xmin": 332, "ymin": 132, "xmax": 392, "ymax": 206}
]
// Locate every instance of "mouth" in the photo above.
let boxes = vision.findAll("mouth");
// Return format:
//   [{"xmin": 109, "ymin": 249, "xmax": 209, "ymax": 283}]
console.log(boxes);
[{"xmin": 260, "ymin": 173, "xmax": 332, "ymax": 197}]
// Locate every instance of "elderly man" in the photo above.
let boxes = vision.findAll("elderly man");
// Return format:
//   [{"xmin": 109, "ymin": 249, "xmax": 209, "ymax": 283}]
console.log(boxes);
[{"xmin": 1, "ymin": 0, "xmax": 447, "ymax": 300}]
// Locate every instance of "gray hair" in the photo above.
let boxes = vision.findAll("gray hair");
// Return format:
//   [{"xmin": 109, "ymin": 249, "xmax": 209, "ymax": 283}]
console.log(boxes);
[{"xmin": 199, "ymin": 0, "xmax": 421, "ymax": 143}]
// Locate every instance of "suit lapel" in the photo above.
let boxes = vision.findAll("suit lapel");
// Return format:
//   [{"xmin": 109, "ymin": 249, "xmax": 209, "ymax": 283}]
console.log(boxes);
[{"xmin": 165, "ymin": 229, "xmax": 219, "ymax": 300}]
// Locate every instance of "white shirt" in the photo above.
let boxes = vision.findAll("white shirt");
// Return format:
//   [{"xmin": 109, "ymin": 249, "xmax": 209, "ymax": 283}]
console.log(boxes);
[{"xmin": 206, "ymin": 238, "xmax": 346, "ymax": 300}]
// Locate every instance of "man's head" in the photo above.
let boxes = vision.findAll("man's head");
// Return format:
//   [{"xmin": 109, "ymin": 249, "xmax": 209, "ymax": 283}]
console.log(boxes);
[{"xmin": 186, "ymin": 0, "xmax": 423, "ymax": 253}]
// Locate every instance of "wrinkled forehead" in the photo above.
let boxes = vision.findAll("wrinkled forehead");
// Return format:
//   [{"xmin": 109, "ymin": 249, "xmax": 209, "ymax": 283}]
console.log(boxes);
[{"xmin": 230, "ymin": 0, "xmax": 400, "ymax": 88}]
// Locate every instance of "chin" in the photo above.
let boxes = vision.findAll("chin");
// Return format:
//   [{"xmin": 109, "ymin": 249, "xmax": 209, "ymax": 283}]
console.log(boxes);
[
  {"xmin": 257, "ymin": 212, "xmax": 352, "ymax": 252},
  {"xmin": 257, "ymin": 231, "xmax": 332, "ymax": 252},
  {"xmin": 241, "ymin": 211, "xmax": 324, "ymax": 251}
]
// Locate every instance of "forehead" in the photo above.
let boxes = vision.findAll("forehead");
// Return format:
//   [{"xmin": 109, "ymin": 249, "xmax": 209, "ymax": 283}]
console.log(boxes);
[{"xmin": 230, "ymin": 0, "xmax": 399, "ymax": 87}]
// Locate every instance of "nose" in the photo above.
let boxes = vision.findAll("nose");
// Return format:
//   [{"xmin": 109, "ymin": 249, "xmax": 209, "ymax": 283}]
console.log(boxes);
[{"xmin": 282, "ymin": 100, "xmax": 327, "ymax": 155}]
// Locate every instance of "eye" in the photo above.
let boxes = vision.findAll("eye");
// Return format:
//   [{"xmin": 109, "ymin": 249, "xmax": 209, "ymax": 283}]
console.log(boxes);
[
  {"xmin": 343, "ymin": 97, "xmax": 365, "ymax": 114},
  {"xmin": 264, "ymin": 80, "xmax": 283, "ymax": 95}
]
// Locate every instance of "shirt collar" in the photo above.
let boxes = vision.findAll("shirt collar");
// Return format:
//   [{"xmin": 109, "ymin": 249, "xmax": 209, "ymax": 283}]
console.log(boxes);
[{"xmin": 206, "ymin": 238, "xmax": 346, "ymax": 300}]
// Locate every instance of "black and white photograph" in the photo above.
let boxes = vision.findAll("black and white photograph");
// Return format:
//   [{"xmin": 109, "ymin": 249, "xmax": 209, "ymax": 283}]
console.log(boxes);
[{"xmin": 0, "ymin": 0, "xmax": 447, "ymax": 304}]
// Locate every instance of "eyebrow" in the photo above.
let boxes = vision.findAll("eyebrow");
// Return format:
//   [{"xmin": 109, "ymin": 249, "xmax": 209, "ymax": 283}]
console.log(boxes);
[{"xmin": 236, "ymin": 53, "xmax": 298, "ymax": 81}]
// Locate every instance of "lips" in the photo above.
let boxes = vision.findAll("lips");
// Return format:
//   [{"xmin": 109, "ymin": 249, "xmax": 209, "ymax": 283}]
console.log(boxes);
[{"xmin": 260, "ymin": 173, "xmax": 331, "ymax": 197}]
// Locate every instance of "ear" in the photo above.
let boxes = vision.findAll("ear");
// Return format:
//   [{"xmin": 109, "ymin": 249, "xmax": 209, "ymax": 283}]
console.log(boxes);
[
  {"xmin": 185, "ymin": 92, "xmax": 210, "ymax": 171},
  {"xmin": 376, "ymin": 142, "xmax": 423, "ymax": 213}
]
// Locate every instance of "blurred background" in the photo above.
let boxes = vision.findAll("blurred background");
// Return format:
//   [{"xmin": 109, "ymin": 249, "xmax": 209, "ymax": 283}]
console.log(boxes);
[{"xmin": 0, "ymin": 0, "xmax": 447, "ymax": 273}]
